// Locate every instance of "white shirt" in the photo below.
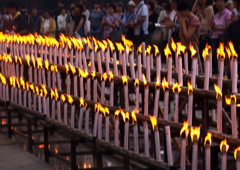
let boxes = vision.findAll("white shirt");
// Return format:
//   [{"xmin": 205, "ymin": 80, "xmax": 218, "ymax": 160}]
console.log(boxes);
[
  {"xmin": 133, "ymin": 1, "xmax": 149, "ymax": 35},
  {"xmin": 57, "ymin": 14, "xmax": 67, "ymax": 30},
  {"xmin": 43, "ymin": 19, "xmax": 50, "ymax": 33}
]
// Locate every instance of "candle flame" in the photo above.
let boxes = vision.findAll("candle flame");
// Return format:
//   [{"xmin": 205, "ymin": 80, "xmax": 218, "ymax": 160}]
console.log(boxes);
[
  {"xmin": 142, "ymin": 74, "xmax": 148, "ymax": 86},
  {"xmin": 153, "ymin": 45, "xmax": 160, "ymax": 56},
  {"xmin": 204, "ymin": 132, "xmax": 212, "ymax": 146},
  {"xmin": 137, "ymin": 44, "xmax": 142, "ymax": 54},
  {"xmin": 189, "ymin": 42, "xmax": 197, "ymax": 58},
  {"xmin": 172, "ymin": 82, "xmax": 182, "ymax": 93},
  {"xmin": 101, "ymin": 72, "xmax": 108, "ymax": 81},
  {"xmin": 114, "ymin": 109, "xmax": 122, "ymax": 118},
  {"xmin": 69, "ymin": 63, "xmax": 76, "ymax": 75},
  {"xmin": 91, "ymin": 71, "xmax": 96, "ymax": 80},
  {"xmin": 176, "ymin": 42, "xmax": 186, "ymax": 56},
  {"xmin": 162, "ymin": 78, "xmax": 169, "ymax": 91},
  {"xmin": 171, "ymin": 38, "xmax": 177, "ymax": 52},
  {"xmin": 220, "ymin": 139, "xmax": 229, "ymax": 153},
  {"xmin": 214, "ymin": 84, "xmax": 222, "ymax": 99},
  {"xmin": 121, "ymin": 111, "xmax": 129, "ymax": 122},
  {"xmin": 44, "ymin": 60, "xmax": 49, "ymax": 70},
  {"xmin": 234, "ymin": 147, "xmax": 240, "ymax": 160},
  {"xmin": 107, "ymin": 39, "xmax": 115, "ymax": 51},
  {"xmin": 116, "ymin": 42, "xmax": 124, "ymax": 53},
  {"xmin": 229, "ymin": 41, "xmax": 238, "ymax": 58},
  {"xmin": 122, "ymin": 75, "xmax": 128, "ymax": 85},
  {"xmin": 190, "ymin": 126, "xmax": 201, "ymax": 142},
  {"xmin": 0, "ymin": 74, "xmax": 7, "ymax": 84},
  {"xmin": 217, "ymin": 42, "xmax": 225, "ymax": 59},
  {"xmin": 180, "ymin": 121, "xmax": 189, "ymax": 137},
  {"xmin": 145, "ymin": 45, "xmax": 151, "ymax": 55},
  {"xmin": 61, "ymin": 94, "xmax": 66, "ymax": 102},
  {"xmin": 225, "ymin": 95, "xmax": 237, "ymax": 105},
  {"xmin": 164, "ymin": 44, "xmax": 172, "ymax": 58},
  {"xmin": 155, "ymin": 79, "xmax": 160, "ymax": 88},
  {"xmin": 202, "ymin": 43, "xmax": 211, "ymax": 60},
  {"xmin": 131, "ymin": 109, "xmax": 139, "ymax": 125},
  {"xmin": 187, "ymin": 82, "xmax": 193, "ymax": 95},
  {"xmin": 109, "ymin": 71, "xmax": 114, "ymax": 81},
  {"xmin": 122, "ymin": 35, "xmax": 133, "ymax": 48},
  {"xmin": 149, "ymin": 115, "xmax": 157, "ymax": 130}
]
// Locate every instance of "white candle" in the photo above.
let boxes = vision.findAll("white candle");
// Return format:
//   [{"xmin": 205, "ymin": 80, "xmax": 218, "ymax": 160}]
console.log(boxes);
[
  {"xmin": 205, "ymin": 144, "xmax": 211, "ymax": 170},
  {"xmin": 218, "ymin": 58, "xmax": 224, "ymax": 90},
  {"xmin": 165, "ymin": 126, "xmax": 173, "ymax": 165},
  {"xmin": 114, "ymin": 116, "xmax": 120, "ymax": 146},
  {"xmin": 70, "ymin": 105, "xmax": 75, "ymax": 128},
  {"xmin": 217, "ymin": 96, "xmax": 222, "ymax": 133},
  {"xmin": 231, "ymin": 102, "xmax": 238, "ymax": 138},
  {"xmin": 181, "ymin": 137, "xmax": 187, "ymax": 170},
  {"xmin": 221, "ymin": 152, "xmax": 227, "ymax": 170},
  {"xmin": 78, "ymin": 107, "xmax": 85, "ymax": 130},
  {"xmin": 192, "ymin": 137, "xmax": 198, "ymax": 170},
  {"xmin": 184, "ymin": 52, "xmax": 189, "ymax": 74},
  {"xmin": 142, "ymin": 43, "xmax": 146, "ymax": 68},
  {"xmin": 236, "ymin": 150, "xmax": 240, "ymax": 170},
  {"xmin": 129, "ymin": 51, "xmax": 135, "ymax": 78},
  {"xmin": 204, "ymin": 57, "xmax": 210, "ymax": 90},
  {"xmin": 154, "ymin": 127, "xmax": 161, "ymax": 162}
]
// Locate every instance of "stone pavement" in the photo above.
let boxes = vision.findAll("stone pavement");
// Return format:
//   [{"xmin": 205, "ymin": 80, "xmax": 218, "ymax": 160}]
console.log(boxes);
[{"xmin": 0, "ymin": 134, "xmax": 54, "ymax": 170}]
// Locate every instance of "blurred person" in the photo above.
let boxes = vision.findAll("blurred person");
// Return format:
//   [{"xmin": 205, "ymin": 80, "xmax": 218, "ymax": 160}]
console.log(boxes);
[
  {"xmin": 192, "ymin": 0, "xmax": 214, "ymax": 64},
  {"xmin": 57, "ymin": 7, "xmax": 67, "ymax": 34},
  {"xmin": 226, "ymin": 0, "xmax": 235, "ymax": 11},
  {"xmin": 149, "ymin": 0, "xmax": 164, "ymax": 14},
  {"xmin": 28, "ymin": 7, "xmax": 41, "ymax": 33},
  {"xmin": 65, "ymin": 3, "xmax": 76, "ymax": 36},
  {"xmin": 177, "ymin": 0, "xmax": 200, "ymax": 47},
  {"xmin": 90, "ymin": 1, "xmax": 104, "ymax": 40},
  {"xmin": 6, "ymin": 2, "xmax": 28, "ymax": 35},
  {"xmin": 211, "ymin": 0, "xmax": 231, "ymax": 73},
  {"xmin": 81, "ymin": 1, "xmax": 90, "ymax": 36},
  {"xmin": 72, "ymin": 3, "xmax": 86, "ymax": 38},
  {"xmin": 124, "ymin": 1, "xmax": 136, "ymax": 41},
  {"xmin": 146, "ymin": 0, "xmax": 158, "ymax": 42},
  {"xmin": 130, "ymin": 0, "xmax": 149, "ymax": 46},
  {"xmin": 102, "ymin": 3, "xmax": 119, "ymax": 40},
  {"xmin": 40, "ymin": 10, "xmax": 56, "ymax": 38},
  {"xmin": 116, "ymin": 2, "xmax": 126, "ymax": 33},
  {"xmin": 81, "ymin": 0, "xmax": 90, "ymax": 20},
  {"xmin": 0, "ymin": 7, "xmax": 13, "ymax": 32}
]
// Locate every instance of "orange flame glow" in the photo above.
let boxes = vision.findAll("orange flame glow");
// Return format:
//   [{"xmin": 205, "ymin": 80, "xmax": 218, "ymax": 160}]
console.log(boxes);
[
  {"xmin": 189, "ymin": 42, "xmax": 197, "ymax": 58},
  {"xmin": 220, "ymin": 139, "xmax": 229, "ymax": 153},
  {"xmin": 164, "ymin": 44, "xmax": 172, "ymax": 58},
  {"xmin": 171, "ymin": 38, "xmax": 177, "ymax": 52},
  {"xmin": 204, "ymin": 132, "xmax": 212, "ymax": 146},
  {"xmin": 234, "ymin": 147, "xmax": 240, "ymax": 160},
  {"xmin": 162, "ymin": 78, "xmax": 169, "ymax": 91},
  {"xmin": 217, "ymin": 42, "xmax": 225, "ymax": 59},
  {"xmin": 131, "ymin": 109, "xmax": 139, "ymax": 125},
  {"xmin": 149, "ymin": 115, "xmax": 157, "ymax": 130},
  {"xmin": 229, "ymin": 41, "xmax": 238, "ymax": 58},
  {"xmin": 172, "ymin": 82, "xmax": 182, "ymax": 93},
  {"xmin": 153, "ymin": 45, "xmax": 160, "ymax": 56},
  {"xmin": 101, "ymin": 72, "xmax": 108, "ymax": 81},
  {"xmin": 190, "ymin": 126, "xmax": 201, "ymax": 142},
  {"xmin": 142, "ymin": 74, "xmax": 148, "ymax": 86},
  {"xmin": 214, "ymin": 84, "xmax": 222, "ymax": 99},
  {"xmin": 187, "ymin": 82, "xmax": 193, "ymax": 95},
  {"xmin": 176, "ymin": 42, "xmax": 186, "ymax": 56},
  {"xmin": 180, "ymin": 121, "xmax": 189, "ymax": 137},
  {"xmin": 202, "ymin": 43, "xmax": 211, "ymax": 60},
  {"xmin": 122, "ymin": 75, "xmax": 128, "ymax": 85}
]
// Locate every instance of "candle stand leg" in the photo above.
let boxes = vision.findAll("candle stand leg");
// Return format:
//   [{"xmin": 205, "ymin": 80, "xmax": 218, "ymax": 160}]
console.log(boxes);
[
  {"xmin": 44, "ymin": 126, "xmax": 50, "ymax": 163},
  {"xmin": 7, "ymin": 103, "xmax": 12, "ymax": 139},
  {"xmin": 27, "ymin": 117, "xmax": 33, "ymax": 153},
  {"xmin": 71, "ymin": 139, "xmax": 77, "ymax": 170}
]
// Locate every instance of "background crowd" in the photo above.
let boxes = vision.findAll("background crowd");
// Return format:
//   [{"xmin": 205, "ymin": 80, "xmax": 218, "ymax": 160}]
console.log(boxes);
[{"xmin": 0, "ymin": 0, "xmax": 240, "ymax": 73}]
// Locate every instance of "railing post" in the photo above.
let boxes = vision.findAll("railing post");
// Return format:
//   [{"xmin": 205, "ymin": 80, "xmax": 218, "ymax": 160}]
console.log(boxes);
[
  {"xmin": 44, "ymin": 126, "xmax": 50, "ymax": 163},
  {"xmin": 71, "ymin": 139, "xmax": 77, "ymax": 170},
  {"xmin": 27, "ymin": 117, "xmax": 33, "ymax": 153},
  {"xmin": 7, "ymin": 102, "xmax": 12, "ymax": 139}
]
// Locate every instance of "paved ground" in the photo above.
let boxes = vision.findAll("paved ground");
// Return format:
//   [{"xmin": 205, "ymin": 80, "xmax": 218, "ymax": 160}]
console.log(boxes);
[{"xmin": 0, "ymin": 134, "xmax": 54, "ymax": 170}]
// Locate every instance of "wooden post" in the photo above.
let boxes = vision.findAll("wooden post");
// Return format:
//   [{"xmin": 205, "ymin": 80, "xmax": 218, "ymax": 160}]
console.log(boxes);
[
  {"xmin": 44, "ymin": 126, "xmax": 50, "ymax": 163},
  {"xmin": 27, "ymin": 118, "xmax": 33, "ymax": 153},
  {"xmin": 71, "ymin": 139, "xmax": 77, "ymax": 170},
  {"xmin": 7, "ymin": 103, "xmax": 12, "ymax": 139}
]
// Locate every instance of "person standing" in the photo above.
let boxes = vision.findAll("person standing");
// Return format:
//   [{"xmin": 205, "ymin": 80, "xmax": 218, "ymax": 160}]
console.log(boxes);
[
  {"xmin": 124, "ymin": 1, "xmax": 136, "ymax": 41},
  {"xmin": 40, "ymin": 10, "xmax": 57, "ymax": 38},
  {"xmin": 130, "ymin": 0, "xmax": 149, "ymax": 46},
  {"xmin": 6, "ymin": 2, "xmax": 28, "ymax": 35},
  {"xmin": 90, "ymin": 1, "xmax": 104, "ymax": 40},
  {"xmin": 28, "ymin": 7, "xmax": 41, "ymax": 34},
  {"xmin": 211, "ymin": 0, "xmax": 231, "ymax": 73},
  {"xmin": 57, "ymin": 7, "xmax": 67, "ymax": 35}
]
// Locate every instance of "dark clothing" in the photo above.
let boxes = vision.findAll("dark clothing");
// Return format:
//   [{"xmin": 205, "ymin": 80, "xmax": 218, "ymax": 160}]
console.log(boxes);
[
  {"xmin": 72, "ymin": 14, "xmax": 86, "ymax": 37},
  {"xmin": 29, "ymin": 15, "xmax": 41, "ymax": 33},
  {"xmin": 148, "ymin": 12, "xmax": 158, "ymax": 33},
  {"xmin": 227, "ymin": 19, "xmax": 240, "ymax": 55},
  {"xmin": 14, "ymin": 14, "xmax": 28, "ymax": 34}
]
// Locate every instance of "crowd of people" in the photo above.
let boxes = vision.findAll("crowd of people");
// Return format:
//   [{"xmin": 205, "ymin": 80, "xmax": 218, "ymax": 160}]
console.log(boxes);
[{"xmin": 0, "ymin": 0, "xmax": 240, "ymax": 72}]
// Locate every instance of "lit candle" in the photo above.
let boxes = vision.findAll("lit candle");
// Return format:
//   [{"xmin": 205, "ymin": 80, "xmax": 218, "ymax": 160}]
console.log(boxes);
[
  {"xmin": 150, "ymin": 116, "xmax": 161, "ymax": 162},
  {"xmin": 180, "ymin": 121, "xmax": 189, "ymax": 170},
  {"xmin": 190, "ymin": 126, "xmax": 201, "ymax": 170},
  {"xmin": 214, "ymin": 84, "xmax": 222, "ymax": 133},
  {"xmin": 202, "ymin": 44, "xmax": 211, "ymax": 90},
  {"xmin": 234, "ymin": 147, "xmax": 240, "ymax": 170},
  {"xmin": 220, "ymin": 139, "xmax": 229, "ymax": 170},
  {"xmin": 173, "ymin": 83, "xmax": 181, "ymax": 122},
  {"xmin": 204, "ymin": 132, "xmax": 212, "ymax": 170}
]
